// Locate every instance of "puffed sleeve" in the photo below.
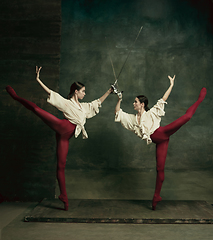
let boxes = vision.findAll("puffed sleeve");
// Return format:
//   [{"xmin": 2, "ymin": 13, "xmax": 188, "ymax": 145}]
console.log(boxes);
[
  {"xmin": 81, "ymin": 99, "xmax": 102, "ymax": 119},
  {"xmin": 47, "ymin": 90, "xmax": 68, "ymax": 112},
  {"xmin": 149, "ymin": 98, "xmax": 167, "ymax": 118},
  {"xmin": 115, "ymin": 109, "xmax": 136, "ymax": 131}
]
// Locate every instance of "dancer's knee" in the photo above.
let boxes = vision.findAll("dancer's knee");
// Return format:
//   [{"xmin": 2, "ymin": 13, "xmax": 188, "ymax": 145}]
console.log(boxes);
[
  {"xmin": 184, "ymin": 112, "xmax": 193, "ymax": 121},
  {"xmin": 33, "ymin": 105, "xmax": 41, "ymax": 114},
  {"xmin": 57, "ymin": 162, "xmax": 66, "ymax": 171},
  {"xmin": 156, "ymin": 169, "xmax": 165, "ymax": 182}
]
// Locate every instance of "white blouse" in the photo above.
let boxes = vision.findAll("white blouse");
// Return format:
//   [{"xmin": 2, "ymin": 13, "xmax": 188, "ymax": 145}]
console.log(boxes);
[
  {"xmin": 47, "ymin": 91, "xmax": 102, "ymax": 139},
  {"xmin": 115, "ymin": 99, "xmax": 167, "ymax": 144}
]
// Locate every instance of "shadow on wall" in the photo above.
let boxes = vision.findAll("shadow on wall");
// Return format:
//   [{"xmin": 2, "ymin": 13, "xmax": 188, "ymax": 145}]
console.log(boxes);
[{"xmin": 0, "ymin": 106, "xmax": 56, "ymax": 201}]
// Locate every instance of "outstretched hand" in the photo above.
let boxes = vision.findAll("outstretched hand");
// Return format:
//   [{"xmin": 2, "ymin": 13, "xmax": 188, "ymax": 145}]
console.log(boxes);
[
  {"xmin": 36, "ymin": 66, "xmax": 42, "ymax": 81},
  {"xmin": 35, "ymin": 66, "xmax": 51, "ymax": 94},
  {"xmin": 168, "ymin": 75, "xmax": 175, "ymax": 86},
  {"xmin": 162, "ymin": 75, "xmax": 175, "ymax": 101}
]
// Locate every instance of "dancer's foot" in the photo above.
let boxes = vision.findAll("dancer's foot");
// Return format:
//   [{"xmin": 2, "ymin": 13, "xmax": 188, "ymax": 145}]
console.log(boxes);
[
  {"xmin": 58, "ymin": 195, "xmax": 69, "ymax": 211},
  {"xmin": 198, "ymin": 87, "xmax": 207, "ymax": 102},
  {"xmin": 6, "ymin": 85, "xmax": 18, "ymax": 99},
  {"xmin": 152, "ymin": 195, "xmax": 162, "ymax": 210},
  {"xmin": 6, "ymin": 85, "xmax": 37, "ymax": 111}
]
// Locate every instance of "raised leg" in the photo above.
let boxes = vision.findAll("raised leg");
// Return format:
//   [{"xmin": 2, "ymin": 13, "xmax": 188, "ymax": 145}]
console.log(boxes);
[
  {"xmin": 6, "ymin": 85, "xmax": 77, "ymax": 211},
  {"xmin": 150, "ymin": 87, "xmax": 206, "ymax": 210},
  {"xmin": 6, "ymin": 85, "xmax": 70, "ymax": 135},
  {"xmin": 162, "ymin": 87, "xmax": 206, "ymax": 137}
]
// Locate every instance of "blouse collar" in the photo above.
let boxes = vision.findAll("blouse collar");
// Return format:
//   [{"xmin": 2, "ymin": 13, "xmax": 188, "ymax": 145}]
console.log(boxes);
[
  {"xmin": 70, "ymin": 98, "xmax": 83, "ymax": 110},
  {"xmin": 136, "ymin": 110, "xmax": 146, "ymax": 125}
]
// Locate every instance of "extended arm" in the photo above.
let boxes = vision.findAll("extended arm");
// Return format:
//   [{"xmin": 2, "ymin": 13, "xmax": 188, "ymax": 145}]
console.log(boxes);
[
  {"xmin": 99, "ymin": 87, "xmax": 113, "ymax": 104},
  {"xmin": 36, "ymin": 66, "xmax": 51, "ymax": 94},
  {"xmin": 162, "ymin": 75, "xmax": 175, "ymax": 101}
]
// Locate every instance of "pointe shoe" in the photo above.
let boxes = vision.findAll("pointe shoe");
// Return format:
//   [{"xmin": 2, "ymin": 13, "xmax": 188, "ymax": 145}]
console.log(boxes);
[
  {"xmin": 58, "ymin": 195, "xmax": 69, "ymax": 211},
  {"xmin": 198, "ymin": 87, "xmax": 207, "ymax": 102},
  {"xmin": 152, "ymin": 196, "xmax": 162, "ymax": 210},
  {"xmin": 6, "ymin": 85, "xmax": 18, "ymax": 99}
]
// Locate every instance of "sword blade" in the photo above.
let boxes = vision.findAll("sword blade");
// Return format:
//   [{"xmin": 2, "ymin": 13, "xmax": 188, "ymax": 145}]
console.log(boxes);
[
  {"xmin": 105, "ymin": 37, "xmax": 117, "ymax": 82},
  {"xmin": 116, "ymin": 26, "xmax": 143, "ymax": 81}
]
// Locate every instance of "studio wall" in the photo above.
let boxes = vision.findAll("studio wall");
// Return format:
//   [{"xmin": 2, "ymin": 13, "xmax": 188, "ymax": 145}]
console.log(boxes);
[
  {"xmin": 1, "ymin": 0, "xmax": 213, "ymax": 202},
  {"xmin": 0, "ymin": 0, "xmax": 61, "ymax": 201},
  {"xmin": 60, "ymin": 0, "xmax": 213, "ymax": 172}
]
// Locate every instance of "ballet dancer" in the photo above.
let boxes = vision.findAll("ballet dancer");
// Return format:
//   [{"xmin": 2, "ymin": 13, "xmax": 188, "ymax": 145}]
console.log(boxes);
[
  {"xmin": 6, "ymin": 66, "xmax": 113, "ymax": 211},
  {"xmin": 114, "ymin": 75, "xmax": 206, "ymax": 210}
]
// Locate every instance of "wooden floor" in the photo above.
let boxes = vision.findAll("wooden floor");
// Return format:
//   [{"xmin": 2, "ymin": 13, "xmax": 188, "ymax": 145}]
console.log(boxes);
[{"xmin": 24, "ymin": 199, "xmax": 213, "ymax": 224}]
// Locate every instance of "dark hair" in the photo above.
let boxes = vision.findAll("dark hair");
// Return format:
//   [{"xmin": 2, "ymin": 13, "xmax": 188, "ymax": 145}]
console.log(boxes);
[
  {"xmin": 136, "ymin": 95, "xmax": 149, "ymax": 111},
  {"xmin": 68, "ymin": 82, "xmax": 85, "ymax": 99}
]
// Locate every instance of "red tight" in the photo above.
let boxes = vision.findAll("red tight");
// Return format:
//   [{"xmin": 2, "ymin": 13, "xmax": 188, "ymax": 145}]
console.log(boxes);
[
  {"xmin": 6, "ymin": 86, "xmax": 207, "ymax": 211},
  {"xmin": 150, "ymin": 87, "xmax": 207, "ymax": 210},
  {"xmin": 6, "ymin": 86, "xmax": 76, "ymax": 211}
]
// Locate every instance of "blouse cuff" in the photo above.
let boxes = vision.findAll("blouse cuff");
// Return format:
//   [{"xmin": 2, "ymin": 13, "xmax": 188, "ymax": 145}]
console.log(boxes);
[
  {"xmin": 115, "ymin": 109, "xmax": 122, "ymax": 122},
  {"xmin": 92, "ymin": 99, "xmax": 102, "ymax": 114},
  {"xmin": 96, "ymin": 99, "xmax": 102, "ymax": 108},
  {"xmin": 158, "ymin": 98, "xmax": 167, "ymax": 104},
  {"xmin": 47, "ymin": 90, "xmax": 58, "ymax": 106},
  {"xmin": 47, "ymin": 90, "xmax": 53, "ymax": 104}
]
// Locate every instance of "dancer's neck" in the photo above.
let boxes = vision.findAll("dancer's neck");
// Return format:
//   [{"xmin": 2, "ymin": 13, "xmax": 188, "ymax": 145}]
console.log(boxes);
[
  {"xmin": 137, "ymin": 108, "xmax": 145, "ymax": 116},
  {"xmin": 137, "ymin": 109, "xmax": 145, "ymax": 124},
  {"xmin": 71, "ymin": 95, "xmax": 81, "ymax": 107}
]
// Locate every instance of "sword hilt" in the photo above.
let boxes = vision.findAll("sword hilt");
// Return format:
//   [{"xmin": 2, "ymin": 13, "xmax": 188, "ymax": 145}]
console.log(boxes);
[{"xmin": 111, "ymin": 84, "xmax": 123, "ymax": 100}]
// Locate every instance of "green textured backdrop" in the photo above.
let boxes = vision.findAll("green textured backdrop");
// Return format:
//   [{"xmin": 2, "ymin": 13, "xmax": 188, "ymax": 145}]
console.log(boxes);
[
  {"xmin": 60, "ymin": 0, "xmax": 213, "ymax": 172},
  {"xmin": 1, "ymin": 0, "xmax": 213, "ymax": 202}
]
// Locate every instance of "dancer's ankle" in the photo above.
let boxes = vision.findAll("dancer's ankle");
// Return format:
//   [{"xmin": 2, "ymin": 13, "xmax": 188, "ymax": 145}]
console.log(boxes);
[
  {"xmin": 153, "ymin": 194, "xmax": 161, "ymax": 200},
  {"xmin": 58, "ymin": 194, "xmax": 69, "ymax": 211},
  {"xmin": 152, "ymin": 195, "xmax": 162, "ymax": 210},
  {"xmin": 198, "ymin": 87, "xmax": 207, "ymax": 102},
  {"xmin": 6, "ymin": 86, "xmax": 18, "ymax": 99}
]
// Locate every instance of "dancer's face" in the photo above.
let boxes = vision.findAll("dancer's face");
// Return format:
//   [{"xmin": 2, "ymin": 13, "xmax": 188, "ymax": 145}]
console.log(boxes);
[
  {"xmin": 133, "ymin": 97, "xmax": 144, "ymax": 112},
  {"xmin": 76, "ymin": 86, "xmax": 86, "ymax": 99}
]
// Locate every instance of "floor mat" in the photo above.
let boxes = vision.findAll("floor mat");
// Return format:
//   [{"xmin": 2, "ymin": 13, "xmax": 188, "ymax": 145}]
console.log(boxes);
[{"xmin": 24, "ymin": 199, "xmax": 213, "ymax": 224}]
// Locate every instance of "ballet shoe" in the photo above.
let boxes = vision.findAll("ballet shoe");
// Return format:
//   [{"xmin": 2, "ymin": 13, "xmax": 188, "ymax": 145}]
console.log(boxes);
[
  {"xmin": 58, "ymin": 195, "xmax": 69, "ymax": 211},
  {"xmin": 198, "ymin": 87, "xmax": 207, "ymax": 102},
  {"xmin": 6, "ymin": 85, "xmax": 18, "ymax": 99},
  {"xmin": 152, "ymin": 195, "xmax": 162, "ymax": 210}
]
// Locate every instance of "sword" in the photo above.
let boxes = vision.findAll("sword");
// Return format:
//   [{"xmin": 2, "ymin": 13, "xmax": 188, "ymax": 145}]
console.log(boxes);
[
  {"xmin": 105, "ymin": 37, "xmax": 123, "ymax": 99},
  {"xmin": 116, "ymin": 26, "xmax": 143, "ymax": 82},
  {"xmin": 105, "ymin": 37, "xmax": 117, "ymax": 82},
  {"xmin": 107, "ymin": 26, "xmax": 143, "ymax": 99}
]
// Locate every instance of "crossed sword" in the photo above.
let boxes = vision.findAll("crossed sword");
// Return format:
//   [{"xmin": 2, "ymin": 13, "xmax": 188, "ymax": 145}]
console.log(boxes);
[{"xmin": 106, "ymin": 26, "xmax": 143, "ymax": 99}]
